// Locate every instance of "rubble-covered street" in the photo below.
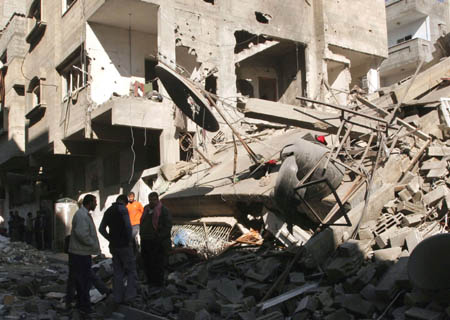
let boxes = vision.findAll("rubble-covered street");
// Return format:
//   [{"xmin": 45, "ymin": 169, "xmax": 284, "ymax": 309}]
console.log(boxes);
[{"xmin": 1, "ymin": 1, "xmax": 450, "ymax": 320}]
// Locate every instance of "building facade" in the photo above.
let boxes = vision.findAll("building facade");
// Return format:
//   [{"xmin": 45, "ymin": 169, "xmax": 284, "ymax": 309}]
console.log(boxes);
[
  {"xmin": 0, "ymin": 0, "xmax": 387, "ymax": 249},
  {"xmin": 380, "ymin": 0, "xmax": 449, "ymax": 87}
]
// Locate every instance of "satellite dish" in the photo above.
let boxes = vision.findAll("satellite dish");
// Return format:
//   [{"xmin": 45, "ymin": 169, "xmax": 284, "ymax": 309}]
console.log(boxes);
[{"xmin": 155, "ymin": 64, "xmax": 220, "ymax": 132}]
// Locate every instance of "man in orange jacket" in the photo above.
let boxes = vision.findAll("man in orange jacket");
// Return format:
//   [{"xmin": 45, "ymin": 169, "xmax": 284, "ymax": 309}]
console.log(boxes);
[{"xmin": 126, "ymin": 192, "xmax": 144, "ymax": 251}]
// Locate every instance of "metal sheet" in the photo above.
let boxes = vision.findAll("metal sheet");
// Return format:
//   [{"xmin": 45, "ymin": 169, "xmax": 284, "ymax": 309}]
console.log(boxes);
[{"xmin": 155, "ymin": 64, "xmax": 220, "ymax": 132}]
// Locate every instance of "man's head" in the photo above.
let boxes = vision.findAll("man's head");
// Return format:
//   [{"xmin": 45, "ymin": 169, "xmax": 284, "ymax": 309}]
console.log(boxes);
[
  {"xmin": 82, "ymin": 194, "xmax": 97, "ymax": 211},
  {"xmin": 127, "ymin": 192, "xmax": 135, "ymax": 203},
  {"xmin": 148, "ymin": 192, "xmax": 159, "ymax": 209},
  {"xmin": 116, "ymin": 194, "xmax": 128, "ymax": 205}
]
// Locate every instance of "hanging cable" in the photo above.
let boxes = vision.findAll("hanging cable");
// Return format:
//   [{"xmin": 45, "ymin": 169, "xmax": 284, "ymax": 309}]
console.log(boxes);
[{"xmin": 128, "ymin": 13, "xmax": 136, "ymax": 185}]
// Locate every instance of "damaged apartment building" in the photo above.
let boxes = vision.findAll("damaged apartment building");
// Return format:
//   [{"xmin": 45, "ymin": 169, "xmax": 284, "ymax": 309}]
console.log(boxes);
[{"xmin": 0, "ymin": 0, "xmax": 387, "ymax": 250}]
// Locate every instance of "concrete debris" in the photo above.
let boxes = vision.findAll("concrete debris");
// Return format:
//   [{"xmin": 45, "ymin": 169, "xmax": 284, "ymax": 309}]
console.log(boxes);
[{"xmin": 3, "ymin": 35, "xmax": 450, "ymax": 320}]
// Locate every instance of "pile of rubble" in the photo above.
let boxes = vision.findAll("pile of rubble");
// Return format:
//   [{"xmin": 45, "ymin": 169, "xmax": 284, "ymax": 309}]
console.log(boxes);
[{"xmin": 0, "ymin": 235, "xmax": 118, "ymax": 320}]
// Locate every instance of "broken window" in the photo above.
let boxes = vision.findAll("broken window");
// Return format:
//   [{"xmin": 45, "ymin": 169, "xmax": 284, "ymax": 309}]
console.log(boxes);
[
  {"xmin": 234, "ymin": 31, "xmax": 268, "ymax": 54},
  {"xmin": 26, "ymin": 0, "xmax": 46, "ymax": 50},
  {"xmin": 57, "ymin": 46, "xmax": 89, "ymax": 101},
  {"xmin": 25, "ymin": 76, "xmax": 45, "ymax": 125},
  {"xmin": 203, "ymin": 0, "xmax": 214, "ymax": 4},
  {"xmin": 29, "ymin": 0, "xmax": 41, "ymax": 22},
  {"xmin": 255, "ymin": 12, "xmax": 272, "ymax": 24},
  {"xmin": 235, "ymin": 40, "xmax": 306, "ymax": 104},
  {"xmin": 205, "ymin": 75, "xmax": 217, "ymax": 95},
  {"xmin": 62, "ymin": 0, "xmax": 77, "ymax": 14},
  {"xmin": 145, "ymin": 59, "xmax": 159, "ymax": 93},
  {"xmin": 397, "ymin": 34, "xmax": 412, "ymax": 44}
]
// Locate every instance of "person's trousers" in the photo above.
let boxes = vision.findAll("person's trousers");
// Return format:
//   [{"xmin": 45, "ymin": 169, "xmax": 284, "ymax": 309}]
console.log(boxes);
[
  {"xmin": 66, "ymin": 253, "xmax": 110, "ymax": 304},
  {"xmin": 140, "ymin": 238, "xmax": 168, "ymax": 287},
  {"xmin": 131, "ymin": 225, "xmax": 140, "ymax": 252},
  {"xmin": 71, "ymin": 253, "xmax": 92, "ymax": 313},
  {"xmin": 111, "ymin": 246, "xmax": 138, "ymax": 304}
]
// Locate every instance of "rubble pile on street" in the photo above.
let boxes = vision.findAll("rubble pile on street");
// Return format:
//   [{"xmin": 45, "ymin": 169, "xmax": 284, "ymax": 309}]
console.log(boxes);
[{"xmin": 2, "ymin": 55, "xmax": 450, "ymax": 320}]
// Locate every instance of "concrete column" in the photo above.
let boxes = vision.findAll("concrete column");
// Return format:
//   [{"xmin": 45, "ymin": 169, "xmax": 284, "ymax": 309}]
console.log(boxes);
[
  {"xmin": 157, "ymin": 5, "xmax": 179, "ymax": 165},
  {"xmin": 366, "ymin": 68, "xmax": 380, "ymax": 93}
]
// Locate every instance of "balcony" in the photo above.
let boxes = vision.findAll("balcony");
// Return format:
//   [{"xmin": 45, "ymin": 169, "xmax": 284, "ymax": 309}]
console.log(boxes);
[
  {"xmin": 379, "ymin": 38, "xmax": 432, "ymax": 77},
  {"xmin": 386, "ymin": 0, "xmax": 442, "ymax": 29}
]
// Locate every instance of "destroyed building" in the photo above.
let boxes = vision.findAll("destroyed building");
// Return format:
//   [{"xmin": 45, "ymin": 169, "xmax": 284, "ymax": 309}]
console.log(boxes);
[
  {"xmin": 0, "ymin": 0, "xmax": 387, "ymax": 250},
  {"xmin": 379, "ymin": 0, "xmax": 450, "ymax": 87},
  {"xmin": 0, "ymin": 1, "xmax": 450, "ymax": 320}
]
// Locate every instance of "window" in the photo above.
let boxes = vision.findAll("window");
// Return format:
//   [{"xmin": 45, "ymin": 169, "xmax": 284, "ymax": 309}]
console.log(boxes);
[
  {"xmin": 29, "ymin": 0, "xmax": 41, "ymax": 22},
  {"xmin": 26, "ymin": 0, "xmax": 46, "ymax": 49},
  {"xmin": 145, "ymin": 59, "xmax": 159, "ymax": 93},
  {"xmin": 62, "ymin": 0, "xmax": 77, "ymax": 14},
  {"xmin": 58, "ymin": 46, "xmax": 89, "ymax": 100},
  {"xmin": 25, "ymin": 76, "xmax": 46, "ymax": 124},
  {"xmin": 397, "ymin": 35, "xmax": 412, "ymax": 44}
]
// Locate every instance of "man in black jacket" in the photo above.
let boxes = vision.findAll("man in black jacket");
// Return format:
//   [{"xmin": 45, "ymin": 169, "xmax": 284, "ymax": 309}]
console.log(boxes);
[
  {"xmin": 140, "ymin": 192, "xmax": 172, "ymax": 288},
  {"xmin": 99, "ymin": 195, "xmax": 137, "ymax": 304}
]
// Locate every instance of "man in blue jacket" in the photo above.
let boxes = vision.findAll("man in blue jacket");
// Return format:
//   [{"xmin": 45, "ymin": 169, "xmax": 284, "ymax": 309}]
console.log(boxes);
[{"xmin": 99, "ymin": 194, "xmax": 137, "ymax": 305}]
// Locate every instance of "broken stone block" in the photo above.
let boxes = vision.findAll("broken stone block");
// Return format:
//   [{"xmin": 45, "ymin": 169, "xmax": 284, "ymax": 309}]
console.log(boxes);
[
  {"xmin": 256, "ymin": 311, "xmax": 284, "ymax": 320},
  {"xmin": 402, "ymin": 214, "xmax": 424, "ymax": 227},
  {"xmin": 215, "ymin": 279, "xmax": 243, "ymax": 304},
  {"xmin": 325, "ymin": 254, "xmax": 363, "ymax": 283},
  {"xmin": 295, "ymin": 295, "xmax": 319, "ymax": 313},
  {"xmin": 292, "ymin": 311, "xmax": 310, "ymax": 320},
  {"xmin": 343, "ymin": 264, "xmax": 377, "ymax": 293},
  {"xmin": 405, "ymin": 229, "xmax": 422, "ymax": 252},
  {"xmin": 245, "ymin": 257, "xmax": 281, "ymax": 282},
  {"xmin": 389, "ymin": 227, "xmax": 411, "ymax": 247},
  {"xmin": 375, "ymin": 227, "xmax": 398, "ymax": 249},
  {"xmin": 323, "ymin": 308, "xmax": 355, "ymax": 320},
  {"xmin": 423, "ymin": 185, "xmax": 449, "ymax": 206},
  {"xmin": 317, "ymin": 291, "xmax": 333, "ymax": 308},
  {"xmin": 398, "ymin": 189, "xmax": 413, "ymax": 202},
  {"xmin": 404, "ymin": 288, "xmax": 432, "ymax": 307},
  {"xmin": 334, "ymin": 294, "xmax": 375, "ymax": 317},
  {"xmin": 179, "ymin": 308, "xmax": 197, "ymax": 320},
  {"xmin": 404, "ymin": 307, "xmax": 442, "ymax": 320},
  {"xmin": 289, "ymin": 272, "xmax": 305, "ymax": 285},
  {"xmin": 358, "ymin": 221, "xmax": 376, "ymax": 240},
  {"xmin": 392, "ymin": 306, "xmax": 408, "ymax": 320},
  {"xmin": 373, "ymin": 247, "xmax": 402, "ymax": 262},
  {"xmin": 375, "ymin": 256, "xmax": 408, "ymax": 300}
]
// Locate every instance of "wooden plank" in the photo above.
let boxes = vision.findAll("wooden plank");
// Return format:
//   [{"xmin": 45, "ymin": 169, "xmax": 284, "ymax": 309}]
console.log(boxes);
[{"xmin": 396, "ymin": 118, "xmax": 430, "ymax": 141}]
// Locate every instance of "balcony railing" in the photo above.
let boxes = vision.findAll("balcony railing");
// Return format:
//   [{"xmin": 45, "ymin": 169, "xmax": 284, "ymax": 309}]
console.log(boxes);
[{"xmin": 380, "ymin": 38, "xmax": 432, "ymax": 73}]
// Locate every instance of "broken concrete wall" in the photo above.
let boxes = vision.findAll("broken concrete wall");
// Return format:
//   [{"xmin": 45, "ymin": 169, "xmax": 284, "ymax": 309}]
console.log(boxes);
[
  {"xmin": 323, "ymin": 0, "xmax": 388, "ymax": 59},
  {"xmin": 86, "ymin": 23, "xmax": 158, "ymax": 105}
]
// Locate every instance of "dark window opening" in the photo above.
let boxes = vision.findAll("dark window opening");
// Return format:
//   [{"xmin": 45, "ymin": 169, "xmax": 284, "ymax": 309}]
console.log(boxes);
[
  {"xmin": 234, "ymin": 30, "xmax": 269, "ymax": 54},
  {"xmin": 255, "ymin": 12, "xmax": 272, "ymax": 24},
  {"xmin": 145, "ymin": 59, "xmax": 159, "ymax": 93},
  {"xmin": 236, "ymin": 79, "xmax": 254, "ymax": 98},
  {"xmin": 103, "ymin": 154, "xmax": 120, "ymax": 187},
  {"xmin": 58, "ymin": 46, "xmax": 89, "ymax": 101},
  {"xmin": 205, "ymin": 75, "xmax": 217, "ymax": 94},
  {"xmin": 259, "ymin": 77, "xmax": 277, "ymax": 101},
  {"xmin": 203, "ymin": 0, "xmax": 214, "ymax": 4},
  {"xmin": 179, "ymin": 132, "xmax": 195, "ymax": 162},
  {"xmin": 66, "ymin": 0, "xmax": 76, "ymax": 9},
  {"xmin": 28, "ymin": 0, "xmax": 41, "ymax": 22},
  {"xmin": 397, "ymin": 34, "xmax": 412, "ymax": 44}
]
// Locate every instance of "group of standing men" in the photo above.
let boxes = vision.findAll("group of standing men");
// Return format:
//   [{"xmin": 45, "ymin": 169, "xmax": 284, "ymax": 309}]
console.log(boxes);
[
  {"xmin": 8, "ymin": 210, "xmax": 48, "ymax": 249},
  {"xmin": 67, "ymin": 191, "xmax": 172, "ymax": 316}
]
